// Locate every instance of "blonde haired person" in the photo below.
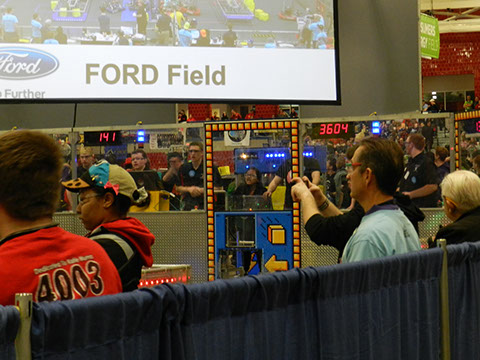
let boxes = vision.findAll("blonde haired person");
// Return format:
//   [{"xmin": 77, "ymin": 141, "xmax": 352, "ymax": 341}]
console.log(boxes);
[{"xmin": 432, "ymin": 170, "xmax": 480, "ymax": 246}]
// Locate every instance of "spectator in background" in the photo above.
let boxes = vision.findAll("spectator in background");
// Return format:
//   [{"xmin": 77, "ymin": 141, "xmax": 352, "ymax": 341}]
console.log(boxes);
[
  {"xmin": 422, "ymin": 100, "xmax": 429, "ymax": 112},
  {"xmin": 31, "ymin": 13, "xmax": 42, "ymax": 43},
  {"xmin": 230, "ymin": 109, "xmax": 242, "ymax": 120},
  {"xmin": 334, "ymin": 156, "xmax": 348, "ymax": 208},
  {"xmin": 98, "ymin": 7, "xmax": 111, "ymax": 34},
  {"xmin": 169, "ymin": 9, "xmax": 185, "ymax": 29},
  {"xmin": 63, "ymin": 160, "xmax": 154, "ymax": 291},
  {"xmin": 399, "ymin": 133, "xmax": 439, "ymax": 208},
  {"xmin": 155, "ymin": 9, "xmax": 171, "ymax": 45},
  {"xmin": 431, "ymin": 170, "xmax": 480, "ymax": 246},
  {"xmin": 2, "ymin": 7, "xmax": 18, "ymax": 43},
  {"xmin": 464, "ymin": 95, "xmax": 474, "ymax": 112},
  {"xmin": 55, "ymin": 26, "xmax": 67, "ymax": 44},
  {"xmin": 178, "ymin": 110, "xmax": 187, "ymax": 122},
  {"xmin": 222, "ymin": 23, "xmax": 237, "ymax": 47},
  {"xmin": 427, "ymin": 98, "xmax": 439, "ymax": 113},
  {"xmin": 187, "ymin": 113, "xmax": 195, "ymax": 122},
  {"xmin": 41, "ymin": 19, "xmax": 53, "ymax": 42},
  {"xmin": 114, "ymin": 30, "xmax": 131, "ymax": 45},
  {"xmin": 474, "ymin": 96, "xmax": 480, "ymax": 110},
  {"xmin": 135, "ymin": 2, "xmax": 148, "ymax": 36},
  {"xmin": 325, "ymin": 156, "xmax": 337, "ymax": 205},
  {"xmin": 472, "ymin": 155, "xmax": 480, "ymax": 177},
  {"xmin": 221, "ymin": 112, "xmax": 229, "ymax": 120},
  {"xmin": 244, "ymin": 108, "xmax": 256, "ymax": 120},
  {"xmin": 435, "ymin": 146, "xmax": 450, "ymax": 181},
  {"xmin": 0, "ymin": 130, "xmax": 122, "ymax": 305},
  {"xmin": 196, "ymin": 28, "xmax": 210, "ymax": 46},
  {"xmin": 421, "ymin": 120, "xmax": 434, "ymax": 152},
  {"xmin": 209, "ymin": 111, "xmax": 219, "ymax": 121},
  {"xmin": 178, "ymin": 22, "xmax": 193, "ymax": 46}
]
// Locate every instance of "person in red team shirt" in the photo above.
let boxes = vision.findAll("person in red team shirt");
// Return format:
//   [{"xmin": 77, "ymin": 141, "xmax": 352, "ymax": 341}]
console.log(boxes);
[{"xmin": 0, "ymin": 130, "xmax": 122, "ymax": 305}]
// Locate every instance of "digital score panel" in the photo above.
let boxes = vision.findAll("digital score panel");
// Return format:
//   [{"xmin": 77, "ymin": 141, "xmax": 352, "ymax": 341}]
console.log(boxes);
[
  {"xmin": 83, "ymin": 131, "xmax": 122, "ymax": 146},
  {"xmin": 311, "ymin": 122, "xmax": 355, "ymax": 140}
]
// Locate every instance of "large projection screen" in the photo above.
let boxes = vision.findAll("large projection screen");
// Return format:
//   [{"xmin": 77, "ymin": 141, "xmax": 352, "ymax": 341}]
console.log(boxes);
[{"xmin": 0, "ymin": 0, "xmax": 339, "ymax": 104}]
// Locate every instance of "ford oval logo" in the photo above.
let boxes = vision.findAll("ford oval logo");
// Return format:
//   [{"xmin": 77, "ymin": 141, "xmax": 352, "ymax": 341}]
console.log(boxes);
[{"xmin": 0, "ymin": 47, "xmax": 59, "ymax": 80}]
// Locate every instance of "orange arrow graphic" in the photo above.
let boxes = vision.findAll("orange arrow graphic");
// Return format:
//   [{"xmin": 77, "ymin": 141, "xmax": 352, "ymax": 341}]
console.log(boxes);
[{"xmin": 265, "ymin": 255, "xmax": 289, "ymax": 272}]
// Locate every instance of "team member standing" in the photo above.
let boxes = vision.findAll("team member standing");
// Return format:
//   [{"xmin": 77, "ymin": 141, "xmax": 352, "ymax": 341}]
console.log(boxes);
[
  {"xmin": 399, "ymin": 133, "xmax": 440, "ymax": 208},
  {"xmin": 292, "ymin": 138, "xmax": 420, "ymax": 263},
  {"xmin": 177, "ymin": 142, "xmax": 222, "ymax": 210},
  {"xmin": 63, "ymin": 160, "xmax": 155, "ymax": 291},
  {"xmin": 0, "ymin": 131, "xmax": 122, "ymax": 305}
]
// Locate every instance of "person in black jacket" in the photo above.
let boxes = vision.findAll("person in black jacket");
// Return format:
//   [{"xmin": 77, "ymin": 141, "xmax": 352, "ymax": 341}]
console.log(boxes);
[{"xmin": 431, "ymin": 170, "xmax": 480, "ymax": 247}]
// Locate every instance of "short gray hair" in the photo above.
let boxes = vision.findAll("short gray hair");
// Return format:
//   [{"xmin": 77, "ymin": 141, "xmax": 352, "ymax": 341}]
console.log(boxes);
[{"xmin": 441, "ymin": 170, "xmax": 480, "ymax": 213}]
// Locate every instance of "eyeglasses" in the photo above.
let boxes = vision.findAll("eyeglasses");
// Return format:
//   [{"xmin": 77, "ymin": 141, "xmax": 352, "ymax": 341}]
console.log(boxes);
[
  {"xmin": 77, "ymin": 194, "xmax": 102, "ymax": 206},
  {"xmin": 245, "ymin": 174, "xmax": 257, "ymax": 179},
  {"xmin": 346, "ymin": 162, "xmax": 362, "ymax": 174}
]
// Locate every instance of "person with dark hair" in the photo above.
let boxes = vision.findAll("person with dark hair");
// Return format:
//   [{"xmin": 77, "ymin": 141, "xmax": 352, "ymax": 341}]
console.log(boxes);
[
  {"xmin": 292, "ymin": 138, "xmax": 420, "ymax": 263},
  {"xmin": 222, "ymin": 23, "xmax": 237, "ymax": 47},
  {"xmin": 54, "ymin": 26, "xmax": 67, "ymax": 44},
  {"xmin": 0, "ymin": 131, "xmax": 122, "ymax": 305},
  {"xmin": 233, "ymin": 167, "xmax": 267, "ymax": 209},
  {"xmin": 131, "ymin": 149, "xmax": 151, "ymax": 171},
  {"xmin": 435, "ymin": 146, "xmax": 450, "ymax": 181},
  {"xmin": 31, "ymin": 13, "xmax": 42, "ymax": 43},
  {"xmin": 234, "ymin": 168, "xmax": 266, "ymax": 196},
  {"xmin": 135, "ymin": 2, "xmax": 148, "ymax": 36},
  {"xmin": 162, "ymin": 152, "xmax": 183, "ymax": 210},
  {"xmin": 155, "ymin": 9, "xmax": 171, "ymax": 45},
  {"xmin": 63, "ymin": 160, "xmax": 154, "ymax": 291},
  {"xmin": 98, "ymin": 7, "xmax": 111, "ymax": 35},
  {"xmin": 399, "ymin": 133, "xmax": 440, "ymax": 207},
  {"xmin": 130, "ymin": 149, "xmax": 163, "ymax": 191}
]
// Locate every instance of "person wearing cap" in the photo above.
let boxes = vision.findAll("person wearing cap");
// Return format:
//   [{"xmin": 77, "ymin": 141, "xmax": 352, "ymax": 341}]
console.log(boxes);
[
  {"xmin": 63, "ymin": 160, "xmax": 155, "ymax": 291},
  {"xmin": 178, "ymin": 22, "xmax": 193, "ymax": 46},
  {"xmin": 78, "ymin": 146, "xmax": 95, "ymax": 177},
  {"xmin": 0, "ymin": 130, "xmax": 122, "ymax": 305},
  {"xmin": 196, "ymin": 28, "xmax": 210, "ymax": 47},
  {"xmin": 427, "ymin": 99, "xmax": 439, "ymax": 113}
]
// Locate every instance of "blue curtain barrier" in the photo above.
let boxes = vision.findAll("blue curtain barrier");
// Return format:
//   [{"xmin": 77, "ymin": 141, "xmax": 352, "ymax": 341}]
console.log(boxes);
[
  {"xmin": 447, "ymin": 242, "xmax": 480, "ymax": 360},
  {"xmin": 0, "ymin": 305, "xmax": 19, "ymax": 360},
  {"xmin": 31, "ymin": 249, "xmax": 443, "ymax": 360}
]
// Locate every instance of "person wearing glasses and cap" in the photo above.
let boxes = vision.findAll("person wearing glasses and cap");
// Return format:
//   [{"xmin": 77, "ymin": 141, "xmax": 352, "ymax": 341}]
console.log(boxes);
[
  {"xmin": 177, "ymin": 142, "xmax": 222, "ymax": 210},
  {"xmin": 63, "ymin": 160, "xmax": 155, "ymax": 292},
  {"xmin": 292, "ymin": 138, "xmax": 420, "ymax": 263}
]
